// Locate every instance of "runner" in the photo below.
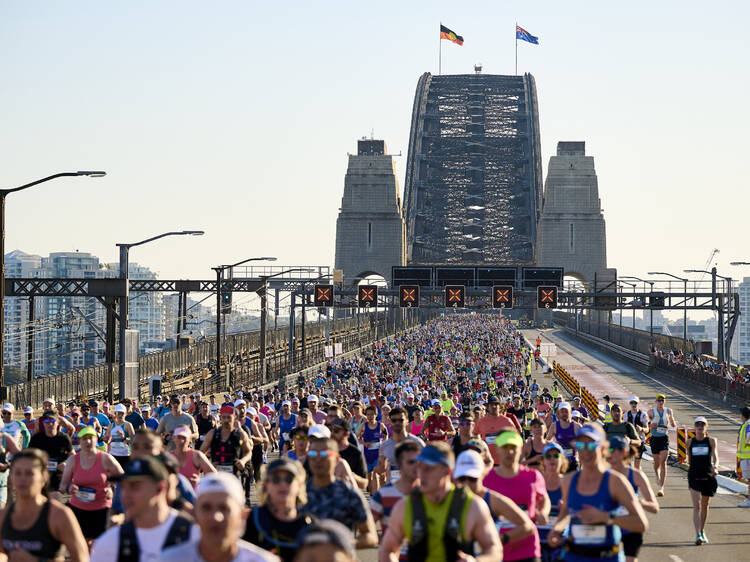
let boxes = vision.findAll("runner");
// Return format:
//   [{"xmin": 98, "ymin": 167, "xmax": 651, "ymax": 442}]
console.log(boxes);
[
  {"xmin": 0, "ymin": 449, "xmax": 88, "ymax": 561},
  {"xmin": 380, "ymin": 442, "xmax": 502, "ymax": 561},
  {"xmin": 624, "ymin": 397, "xmax": 649, "ymax": 471},
  {"xmin": 2, "ymin": 403, "xmax": 30, "ymax": 448},
  {"xmin": 546, "ymin": 402, "xmax": 581, "ymax": 472},
  {"xmin": 28, "ymin": 411, "xmax": 72, "ymax": 499},
  {"xmin": 648, "ymin": 393, "xmax": 677, "ymax": 497},
  {"xmin": 607, "ymin": 435, "xmax": 659, "ymax": 561},
  {"xmin": 59, "ymin": 426, "xmax": 124, "ymax": 547},
  {"xmin": 521, "ymin": 418, "xmax": 550, "ymax": 470},
  {"xmin": 421, "ymin": 400, "xmax": 455, "ymax": 442},
  {"xmin": 275, "ymin": 401, "xmax": 296, "ymax": 454},
  {"xmin": 603, "ymin": 404, "xmax": 640, "ymax": 449},
  {"xmin": 105, "ymin": 403, "xmax": 135, "ymax": 468},
  {"xmin": 540, "ymin": 442, "xmax": 567, "ymax": 562},
  {"xmin": 357, "ymin": 404, "xmax": 387, "ymax": 493},
  {"xmin": 483, "ymin": 431, "xmax": 550, "ymax": 561},
  {"xmin": 547, "ymin": 424, "xmax": 648, "ymax": 561},
  {"xmin": 450, "ymin": 410, "xmax": 477, "ymax": 459},
  {"xmin": 475, "ymin": 395, "xmax": 517, "ymax": 465},
  {"xmin": 173, "ymin": 424, "xmax": 216, "ymax": 490},
  {"xmin": 200, "ymin": 405, "xmax": 252, "ymax": 477},
  {"xmin": 687, "ymin": 416, "xmax": 719, "ymax": 545}
]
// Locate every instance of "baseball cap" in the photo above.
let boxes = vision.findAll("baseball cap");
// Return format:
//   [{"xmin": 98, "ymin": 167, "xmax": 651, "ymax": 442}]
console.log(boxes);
[
  {"xmin": 572, "ymin": 395, "xmax": 581, "ymax": 401},
  {"xmin": 655, "ymin": 393, "xmax": 666, "ymax": 400},
  {"xmin": 197, "ymin": 472, "xmax": 245, "ymax": 506},
  {"xmin": 307, "ymin": 395, "xmax": 318, "ymax": 402},
  {"xmin": 542, "ymin": 442, "xmax": 564, "ymax": 455},
  {"xmin": 609, "ymin": 435, "xmax": 629, "ymax": 450},
  {"xmin": 247, "ymin": 406, "xmax": 258, "ymax": 416},
  {"xmin": 114, "ymin": 404, "xmax": 127, "ymax": 413},
  {"xmin": 282, "ymin": 400, "xmax": 291, "ymax": 407},
  {"xmin": 110, "ymin": 456, "xmax": 168, "ymax": 482},
  {"xmin": 629, "ymin": 396, "xmax": 640, "ymax": 403},
  {"xmin": 495, "ymin": 431, "xmax": 523, "ymax": 448},
  {"xmin": 40, "ymin": 410, "xmax": 57, "ymax": 421},
  {"xmin": 2, "ymin": 403, "xmax": 14, "ymax": 413},
  {"xmin": 291, "ymin": 397, "xmax": 300, "ymax": 403},
  {"xmin": 23, "ymin": 406, "xmax": 33, "ymax": 414},
  {"xmin": 77, "ymin": 426, "xmax": 98, "ymax": 440},
  {"xmin": 431, "ymin": 399, "xmax": 441, "ymax": 406},
  {"xmin": 234, "ymin": 399, "xmax": 246, "ymax": 408},
  {"xmin": 141, "ymin": 404, "xmax": 151, "ymax": 411},
  {"xmin": 571, "ymin": 410, "xmax": 582, "ymax": 419},
  {"xmin": 296, "ymin": 520, "xmax": 356, "ymax": 559},
  {"xmin": 454, "ymin": 450, "xmax": 485, "ymax": 479},
  {"xmin": 173, "ymin": 425, "xmax": 191, "ymax": 438},
  {"xmin": 695, "ymin": 416, "xmax": 708, "ymax": 425},
  {"xmin": 574, "ymin": 425, "xmax": 605, "ymax": 443},
  {"xmin": 557, "ymin": 402, "xmax": 571, "ymax": 411},
  {"xmin": 266, "ymin": 458, "xmax": 303, "ymax": 478},
  {"xmin": 307, "ymin": 424, "xmax": 331, "ymax": 439},
  {"xmin": 43, "ymin": 397, "xmax": 55, "ymax": 404},
  {"xmin": 415, "ymin": 445, "xmax": 454, "ymax": 468},
  {"xmin": 487, "ymin": 395, "xmax": 500, "ymax": 403},
  {"xmin": 219, "ymin": 405, "xmax": 235, "ymax": 416}
]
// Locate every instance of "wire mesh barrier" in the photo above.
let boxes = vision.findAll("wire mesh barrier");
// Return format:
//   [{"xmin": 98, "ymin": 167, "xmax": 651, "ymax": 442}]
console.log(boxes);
[{"xmin": 7, "ymin": 309, "xmax": 428, "ymax": 408}]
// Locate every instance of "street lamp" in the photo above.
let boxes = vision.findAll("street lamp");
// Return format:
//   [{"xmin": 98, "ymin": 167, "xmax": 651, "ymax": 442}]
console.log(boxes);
[
  {"xmin": 117, "ymin": 230, "xmax": 204, "ymax": 400},
  {"xmin": 0, "ymin": 171, "xmax": 106, "ymax": 397},
  {"xmin": 619, "ymin": 280, "xmax": 637, "ymax": 347},
  {"xmin": 621, "ymin": 276, "xmax": 655, "ymax": 340},
  {"xmin": 730, "ymin": 262, "xmax": 750, "ymax": 266},
  {"xmin": 685, "ymin": 268, "xmax": 733, "ymax": 363},
  {"xmin": 649, "ymin": 271, "xmax": 688, "ymax": 352},
  {"xmin": 212, "ymin": 257, "xmax": 277, "ymax": 388}
]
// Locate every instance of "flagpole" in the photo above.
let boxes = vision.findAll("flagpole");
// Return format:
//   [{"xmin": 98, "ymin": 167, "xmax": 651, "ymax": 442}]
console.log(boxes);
[
  {"xmin": 515, "ymin": 21, "xmax": 518, "ymax": 75},
  {"xmin": 439, "ymin": 22, "xmax": 442, "ymax": 75}
]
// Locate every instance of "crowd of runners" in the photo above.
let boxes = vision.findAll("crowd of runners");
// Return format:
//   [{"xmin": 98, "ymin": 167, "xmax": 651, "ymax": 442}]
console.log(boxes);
[{"xmin": 0, "ymin": 313, "xmax": 747, "ymax": 561}]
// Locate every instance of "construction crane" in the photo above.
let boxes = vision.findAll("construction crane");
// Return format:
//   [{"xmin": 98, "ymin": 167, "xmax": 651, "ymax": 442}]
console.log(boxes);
[{"xmin": 698, "ymin": 248, "xmax": 719, "ymax": 281}]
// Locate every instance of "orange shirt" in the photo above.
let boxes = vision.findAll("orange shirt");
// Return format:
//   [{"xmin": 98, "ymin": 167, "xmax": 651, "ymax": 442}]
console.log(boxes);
[{"xmin": 475, "ymin": 414, "xmax": 517, "ymax": 464}]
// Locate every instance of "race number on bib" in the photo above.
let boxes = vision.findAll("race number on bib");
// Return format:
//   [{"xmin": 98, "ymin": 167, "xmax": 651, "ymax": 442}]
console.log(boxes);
[
  {"xmin": 692, "ymin": 445, "xmax": 710, "ymax": 456},
  {"xmin": 47, "ymin": 460, "xmax": 58, "ymax": 472},
  {"xmin": 75, "ymin": 487, "xmax": 96, "ymax": 503},
  {"xmin": 571, "ymin": 524, "xmax": 607, "ymax": 545},
  {"xmin": 217, "ymin": 464, "xmax": 234, "ymax": 473}
]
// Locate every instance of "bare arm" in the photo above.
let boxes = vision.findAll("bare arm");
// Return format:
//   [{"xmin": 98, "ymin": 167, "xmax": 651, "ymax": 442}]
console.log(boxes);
[
  {"xmin": 59, "ymin": 455, "xmax": 76, "ymax": 493},
  {"xmin": 200, "ymin": 429, "xmax": 214, "ymax": 454},
  {"xmin": 195, "ymin": 450, "xmax": 216, "ymax": 474},
  {"xmin": 465, "ymin": 497, "xmax": 503, "ymax": 562},
  {"xmin": 489, "ymin": 491, "xmax": 534, "ymax": 543},
  {"xmin": 355, "ymin": 512, "xmax": 378, "ymax": 549},
  {"xmin": 50, "ymin": 502, "xmax": 90, "ymax": 562},
  {"xmin": 710, "ymin": 436, "xmax": 719, "ymax": 474},
  {"xmin": 633, "ymin": 469, "xmax": 659, "ymax": 514},
  {"xmin": 378, "ymin": 498, "xmax": 406, "ymax": 562}
]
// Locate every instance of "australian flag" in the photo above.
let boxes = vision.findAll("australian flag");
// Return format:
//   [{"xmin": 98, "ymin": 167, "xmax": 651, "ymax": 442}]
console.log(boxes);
[{"xmin": 516, "ymin": 25, "xmax": 539, "ymax": 45}]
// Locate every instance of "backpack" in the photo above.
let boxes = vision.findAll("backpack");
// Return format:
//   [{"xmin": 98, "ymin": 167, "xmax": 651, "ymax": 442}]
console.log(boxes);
[{"xmin": 117, "ymin": 513, "xmax": 193, "ymax": 562}]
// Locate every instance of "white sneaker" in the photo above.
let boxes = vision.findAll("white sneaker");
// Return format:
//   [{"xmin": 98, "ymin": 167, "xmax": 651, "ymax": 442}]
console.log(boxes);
[
  {"xmin": 657, "ymin": 487, "xmax": 665, "ymax": 497},
  {"xmin": 738, "ymin": 498, "xmax": 750, "ymax": 508}
]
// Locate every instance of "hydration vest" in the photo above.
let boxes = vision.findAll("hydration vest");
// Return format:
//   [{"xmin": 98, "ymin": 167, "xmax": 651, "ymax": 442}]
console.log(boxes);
[
  {"xmin": 406, "ymin": 487, "xmax": 473, "ymax": 562},
  {"xmin": 117, "ymin": 513, "xmax": 192, "ymax": 562}
]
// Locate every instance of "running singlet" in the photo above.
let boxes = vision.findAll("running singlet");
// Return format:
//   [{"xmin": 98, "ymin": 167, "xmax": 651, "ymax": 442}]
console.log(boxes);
[
  {"xmin": 555, "ymin": 421, "xmax": 577, "ymax": 460},
  {"xmin": 277, "ymin": 414, "xmax": 296, "ymax": 447},
  {"xmin": 651, "ymin": 409, "xmax": 670, "ymax": 437},
  {"xmin": 1, "ymin": 500, "xmax": 62, "ymax": 559},
  {"xmin": 565, "ymin": 470, "xmax": 623, "ymax": 561},
  {"xmin": 109, "ymin": 423, "xmax": 130, "ymax": 457}
]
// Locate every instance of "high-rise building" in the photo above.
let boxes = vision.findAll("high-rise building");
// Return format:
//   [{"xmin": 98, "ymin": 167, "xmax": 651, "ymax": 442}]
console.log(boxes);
[
  {"xmin": 736, "ymin": 277, "xmax": 750, "ymax": 365},
  {"xmin": 4, "ymin": 251, "xmax": 44, "ymax": 376}
]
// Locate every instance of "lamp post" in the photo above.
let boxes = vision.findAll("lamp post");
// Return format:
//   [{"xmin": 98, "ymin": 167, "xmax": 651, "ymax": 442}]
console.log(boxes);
[
  {"xmin": 258, "ymin": 268, "xmax": 314, "ymax": 383},
  {"xmin": 684, "ymin": 268, "xmax": 733, "ymax": 363},
  {"xmin": 212, "ymin": 257, "xmax": 277, "ymax": 389},
  {"xmin": 649, "ymin": 271, "xmax": 688, "ymax": 353},
  {"xmin": 621, "ymin": 276, "xmax": 655, "ymax": 341},
  {"xmin": 117, "ymin": 230, "xmax": 204, "ymax": 400},
  {"xmin": 619, "ymin": 280, "xmax": 636, "ymax": 349},
  {"xmin": 0, "ymin": 171, "xmax": 106, "ymax": 398}
]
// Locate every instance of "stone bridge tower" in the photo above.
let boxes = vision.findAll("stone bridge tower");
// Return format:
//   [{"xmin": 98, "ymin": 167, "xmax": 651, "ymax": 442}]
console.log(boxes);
[
  {"xmin": 536, "ymin": 142, "xmax": 606, "ymax": 287},
  {"xmin": 335, "ymin": 139, "xmax": 406, "ymax": 286}
]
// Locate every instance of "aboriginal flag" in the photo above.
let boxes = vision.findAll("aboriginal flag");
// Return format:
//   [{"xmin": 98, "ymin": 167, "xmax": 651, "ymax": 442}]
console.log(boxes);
[{"xmin": 440, "ymin": 24, "xmax": 464, "ymax": 46}]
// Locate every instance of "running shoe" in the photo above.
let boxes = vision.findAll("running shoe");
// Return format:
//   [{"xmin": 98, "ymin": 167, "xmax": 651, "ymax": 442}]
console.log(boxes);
[
  {"xmin": 695, "ymin": 534, "xmax": 704, "ymax": 545},
  {"xmin": 738, "ymin": 498, "xmax": 750, "ymax": 508},
  {"xmin": 700, "ymin": 532, "xmax": 708, "ymax": 544},
  {"xmin": 657, "ymin": 487, "xmax": 664, "ymax": 497}
]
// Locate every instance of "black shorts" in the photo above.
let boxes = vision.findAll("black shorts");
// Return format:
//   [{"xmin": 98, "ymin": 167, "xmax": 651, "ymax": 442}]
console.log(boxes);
[
  {"xmin": 688, "ymin": 473, "xmax": 718, "ymax": 497},
  {"xmin": 650, "ymin": 435, "xmax": 669, "ymax": 454},
  {"xmin": 69, "ymin": 505, "xmax": 109, "ymax": 539},
  {"xmin": 622, "ymin": 532, "xmax": 643, "ymax": 557}
]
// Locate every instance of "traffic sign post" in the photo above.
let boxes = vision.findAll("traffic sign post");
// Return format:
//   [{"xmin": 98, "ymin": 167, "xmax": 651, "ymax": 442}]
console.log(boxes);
[
  {"xmin": 399, "ymin": 285, "xmax": 420, "ymax": 308},
  {"xmin": 444, "ymin": 285, "xmax": 465, "ymax": 308}
]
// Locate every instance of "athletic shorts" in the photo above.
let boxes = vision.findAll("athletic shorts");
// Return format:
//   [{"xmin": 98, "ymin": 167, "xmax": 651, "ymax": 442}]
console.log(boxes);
[
  {"xmin": 739, "ymin": 458, "xmax": 750, "ymax": 477},
  {"xmin": 69, "ymin": 505, "xmax": 109, "ymax": 539},
  {"xmin": 688, "ymin": 473, "xmax": 718, "ymax": 497},
  {"xmin": 633, "ymin": 442, "xmax": 646, "ymax": 459},
  {"xmin": 650, "ymin": 435, "xmax": 669, "ymax": 455},
  {"xmin": 622, "ymin": 532, "xmax": 643, "ymax": 557}
]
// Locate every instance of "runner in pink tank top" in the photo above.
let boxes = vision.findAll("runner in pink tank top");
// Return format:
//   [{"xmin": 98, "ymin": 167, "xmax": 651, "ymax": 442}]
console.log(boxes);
[{"xmin": 172, "ymin": 425, "xmax": 216, "ymax": 489}]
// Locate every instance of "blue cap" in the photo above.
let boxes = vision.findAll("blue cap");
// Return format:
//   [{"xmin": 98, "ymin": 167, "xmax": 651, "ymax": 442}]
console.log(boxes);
[
  {"xmin": 542, "ymin": 442, "xmax": 564, "ymax": 455},
  {"xmin": 431, "ymin": 399, "xmax": 441, "ymax": 406},
  {"xmin": 574, "ymin": 425, "xmax": 605, "ymax": 443},
  {"xmin": 415, "ymin": 445, "xmax": 454, "ymax": 468},
  {"xmin": 609, "ymin": 435, "xmax": 629, "ymax": 450}
]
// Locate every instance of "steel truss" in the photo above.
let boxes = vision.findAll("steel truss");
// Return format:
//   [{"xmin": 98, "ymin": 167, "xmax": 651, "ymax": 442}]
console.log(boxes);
[{"xmin": 403, "ymin": 73, "xmax": 543, "ymax": 264}]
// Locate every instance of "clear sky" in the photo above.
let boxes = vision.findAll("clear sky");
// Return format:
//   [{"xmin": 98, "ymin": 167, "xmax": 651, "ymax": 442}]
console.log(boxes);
[{"xmin": 2, "ymin": 1, "xmax": 748, "ymax": 299}]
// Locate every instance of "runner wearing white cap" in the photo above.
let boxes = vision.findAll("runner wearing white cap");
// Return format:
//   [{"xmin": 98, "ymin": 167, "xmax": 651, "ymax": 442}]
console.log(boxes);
[
  {"xmin": 625, "ymin": 397, "xmax": 649, "ymax": 470},
  {"xmin": 687, "ymin": 416, "xmax": 718, "ymax": 545}
]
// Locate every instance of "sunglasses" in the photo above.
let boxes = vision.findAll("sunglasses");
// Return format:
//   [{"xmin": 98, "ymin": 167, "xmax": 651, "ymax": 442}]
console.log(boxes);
[
  {"xmin": 269, "ymin": 473, "xmax": 295, "ymax": 485},
  {"xmin": 459, "ymin": 421, "xmax": 473, "ymax": 426},
  {"xmin": 457, "ymin": 476, "xmax": 478, "ymax": 483},
  {"xmin": 695, "ymin": 422, "xmax": 706, "ymax": 427},
  {"xmin": 656, "ymin": 399, "xmax": 665, "ymax": 402},
  {"xmin": 307, "ymin": 450, "xmax": 335, "ymax": 459},
  {"xmin": 294, "ymin": 435, "xmax": 308, "ymax": 441},
  {"xmin": 574, "ymin": 441, "xmax": 599, "ymax": 452},
  {"xmin": 42, "ymin": 419, "xmax": 56, "ymax": 424},
  {"xmin": 608, "ymin": 447, "xmax": 625, "ymax": 453},
  {"xmin": 543, "ymin": 452, "xmax": 561, "ymax": 459},
  {"xmin": 390, "ymin": 418, "xmax": 405, "ymax": 423}
]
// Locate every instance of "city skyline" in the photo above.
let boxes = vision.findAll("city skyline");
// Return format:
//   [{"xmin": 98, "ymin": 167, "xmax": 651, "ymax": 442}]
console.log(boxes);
[{"xmin": 2, "ymin": 3, "xmax": 748, "ymax": 303}]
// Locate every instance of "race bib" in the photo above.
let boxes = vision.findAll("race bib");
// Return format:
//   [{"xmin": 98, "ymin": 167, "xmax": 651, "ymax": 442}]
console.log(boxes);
[
  {"xmin": 367, "ymin": 443, "xmax": 380, "ymax": 451},
  {"xmin": 217, "ymin": 464, "xmax": 234, "ymax": 473},
  {"xmin": 390, "ymin": 469, "xmax": 401, "ymax": 481},
  {"xmin": 47, "ymin": 460, "xmax": 58, "ymax": 472},
  {"xmin": 75, "ymin": 487, "xmax": 96, "ymax": 503},
  {"xmin": 692, "ymin": 445, "xmax": 710, "ymax": 456},
  {"xmin": 562, "ymin": 448, "xmax": 574, "ymax": 457},
  {"xmin": 485, "ymin": 433, "xmax": 498, "ymax": 444},
  {"xmin": 571, "ymin": 524, "xmax": 607, "ymax": 545},
  {"xmin": 282, "ymin": 432, "xmax": 290, "ymax": 441}
]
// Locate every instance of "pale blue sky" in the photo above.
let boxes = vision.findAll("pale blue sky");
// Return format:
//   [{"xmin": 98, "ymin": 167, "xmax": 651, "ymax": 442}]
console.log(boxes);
[{"xmin": 2, "ymin": 1, "xmax": 748, "ymax": 294}]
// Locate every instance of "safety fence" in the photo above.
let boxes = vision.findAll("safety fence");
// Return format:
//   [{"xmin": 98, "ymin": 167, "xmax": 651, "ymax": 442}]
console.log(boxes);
[
  {"xmin": 9, "ymin": 308, "xmax": 432, "ymax": 408},
  {"xmin": 551, "ymin": 361, "xmax": 600, "ymax": 422}
]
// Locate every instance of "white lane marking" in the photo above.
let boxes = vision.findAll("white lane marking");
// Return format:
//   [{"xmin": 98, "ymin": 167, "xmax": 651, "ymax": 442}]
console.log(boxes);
[{"xmin": 669, "ymin": 555, "xmax": 684, "ymax": 562}]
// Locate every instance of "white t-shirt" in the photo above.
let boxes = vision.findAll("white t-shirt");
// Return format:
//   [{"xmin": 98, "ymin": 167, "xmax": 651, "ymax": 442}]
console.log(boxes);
[
  {"xmin": 161, "ymin": 538, "xmax": 279, "ymax": 562},
  {"xmin": 91, "ymin": 510, "xmax": 199, "ymax": 562}
]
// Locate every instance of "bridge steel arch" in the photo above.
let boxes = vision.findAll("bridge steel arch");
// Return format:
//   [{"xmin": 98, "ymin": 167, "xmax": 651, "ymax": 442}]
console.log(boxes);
[{"xmin": 403, "ymin": 72, "xmax": 544, "ymax": 265}]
